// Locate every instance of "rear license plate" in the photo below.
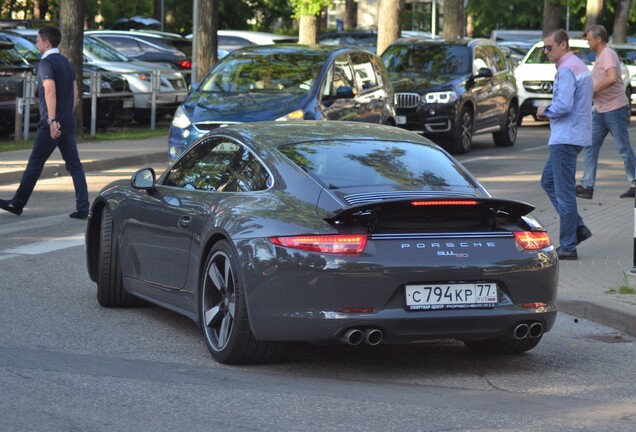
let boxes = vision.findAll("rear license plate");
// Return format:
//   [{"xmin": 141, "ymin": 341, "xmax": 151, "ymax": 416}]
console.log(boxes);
[
  {"xmin": 396, "ymin": 115, "xmax": 407, "ymax": 125},
  {"xmin": 123, "ymin": 99, "xmax": 134, "ymax": 108},
  {"xmin": 405, "ymin": 283, "xmax": 498, "ymax": 310}
]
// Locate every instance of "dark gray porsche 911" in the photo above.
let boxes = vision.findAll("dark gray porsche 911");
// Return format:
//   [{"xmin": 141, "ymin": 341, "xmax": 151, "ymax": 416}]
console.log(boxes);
[{"xmin": 85, "ymin": 121, "xmax": 558, "ymax": 364}]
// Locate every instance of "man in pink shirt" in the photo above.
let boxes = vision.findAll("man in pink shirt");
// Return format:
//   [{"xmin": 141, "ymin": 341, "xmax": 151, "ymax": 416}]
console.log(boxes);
[{"xmin": 576, "ymin": 24, "xmax": 636, "ymax": 199}]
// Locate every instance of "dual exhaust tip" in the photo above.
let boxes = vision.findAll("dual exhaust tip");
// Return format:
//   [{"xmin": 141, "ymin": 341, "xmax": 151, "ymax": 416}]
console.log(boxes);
[
  {"xmin": 513, "ymin": 321, "xmax": 544, "ymax": 340},
  {"xmin": 339, "ymin": 328, "xmax": 383, "ymax": 346}
]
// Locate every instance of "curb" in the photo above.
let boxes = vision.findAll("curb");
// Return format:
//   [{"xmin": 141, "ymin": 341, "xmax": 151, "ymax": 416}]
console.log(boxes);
[
  {"xmin": 557, "ymin": 297, "xmax": 636, "ymax": 336},
  {"xmin": 0, "ymin": 152, "xmax": 168, "ymax": 184}
]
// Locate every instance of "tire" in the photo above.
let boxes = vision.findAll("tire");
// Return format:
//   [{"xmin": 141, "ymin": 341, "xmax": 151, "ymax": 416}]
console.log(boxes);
[
  {"xmin": 463, "ymin": 335, "xmax": 542, "ymax": 355},
  {"xmin": 96, "ymin": 208, "xmax": 139, "ymax": 307},
  {"xmin": 493, "ymin": 103, "xmax": 518, "ymax": 147},
  {"xmin": 449, "ymin": 105, "xmax": 474, "ymax": 154},
  {"xmin": 200, "ymin": 241, "xmax": 281, "ymax": 364}
]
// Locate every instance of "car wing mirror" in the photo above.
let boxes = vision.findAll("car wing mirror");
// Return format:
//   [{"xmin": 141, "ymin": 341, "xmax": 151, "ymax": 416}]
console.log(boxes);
[
  {"xmin": 475, "ymin": 67, "xmax": 494, "ymax": 79},
  {"xmin": 335, "ymin": 86, "xmax": 357, "ymax": 99},
  {"xmin": 131, "ymin": 167, "xmax": 157, "ymax": 193}
]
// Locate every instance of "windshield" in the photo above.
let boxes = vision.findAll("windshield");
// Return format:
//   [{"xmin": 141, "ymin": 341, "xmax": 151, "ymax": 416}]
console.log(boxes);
[
  {"xmin": 199, "ymin": 51, "xmax": 328, "ymax": 94},
  {"xmin": 279, "ymin": 140, "xmax": 476, "ymax": 190},
  {"xmin": 84, "ymin": 37, "xmax": 129, "ymax": 62},
  {"xmin": 4, "ymin": 36, "xmax": 40, "ymax": 62},
  {"xmin": 525, "ymin": 45, "xmax": 596, "ymax": 65},
  {"xmin": 0, "ymin": 45, "xmax": 29, "ymax": 66},
  {"xmin": 381, "ymin": 44, "xmax": 471, "ymax": 75}
]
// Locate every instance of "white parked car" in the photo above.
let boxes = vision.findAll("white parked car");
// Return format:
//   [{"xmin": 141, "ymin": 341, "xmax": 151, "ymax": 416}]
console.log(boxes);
[
  {"xmin": 186, "ymin": 30, "xmax": 297, "ymax": 52},
  {"xmin": 609, "ymin": 44, "xmax": 636, "ymax": 111},
  {"xmin": 514, "ymin": 39, "xmax": 631, "ymax": 124}
]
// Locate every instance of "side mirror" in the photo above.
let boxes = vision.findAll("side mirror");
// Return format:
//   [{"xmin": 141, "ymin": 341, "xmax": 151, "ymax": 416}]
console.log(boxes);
[
  {"xmin": 131, "ymin": 167, "xmax": 156, "ymax": 193},
  {"xmin": 335, "ymin": 86, "xmax": 357, "ymax": 99},
  {"xmin": 476, "ymin": 67, "xmax": 493, "ymax": 79}
]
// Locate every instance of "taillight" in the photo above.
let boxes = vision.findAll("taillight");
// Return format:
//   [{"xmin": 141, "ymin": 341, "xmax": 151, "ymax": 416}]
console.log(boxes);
[
  {"xmin": 175, "ymin": 59, "xmax": 192, "ymax": 69},
  {"xmin": 269, "ymin": 234, "xmax": 367, "ymax": 254},
  {"xmin": 514, "ymin": 231, "xmax": 551, "ymax": 250}
]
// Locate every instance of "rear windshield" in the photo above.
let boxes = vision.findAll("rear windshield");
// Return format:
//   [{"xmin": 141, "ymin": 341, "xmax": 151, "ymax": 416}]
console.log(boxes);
[
  {"xmin": 279, "ymin": 140, "xmax": 477, "ymax": 190},
  {"xmin": 381, "ymin": 44, "xmax": 471, "ymax": 75}
]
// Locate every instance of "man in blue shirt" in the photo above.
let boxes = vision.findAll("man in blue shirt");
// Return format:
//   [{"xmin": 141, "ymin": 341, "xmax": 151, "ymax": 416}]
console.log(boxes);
[
  {"xmin": 537, "ymin": 29, "xmax": 593, "ymax": 260},
  {"xmin": 0, "ymin": 26, "xmax": 89, "ymax": 219}
]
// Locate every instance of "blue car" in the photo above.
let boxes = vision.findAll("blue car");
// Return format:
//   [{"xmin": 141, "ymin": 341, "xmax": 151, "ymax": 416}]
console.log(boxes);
[{"xmin": 168, "ymin": 44, "xmax": 396, "ymax": 161}]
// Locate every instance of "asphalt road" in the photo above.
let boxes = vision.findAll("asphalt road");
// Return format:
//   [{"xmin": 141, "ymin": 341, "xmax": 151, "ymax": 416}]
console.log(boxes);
[{"xmin": 0, "ymin": 126, "xmax": 635, "ymax": 431}]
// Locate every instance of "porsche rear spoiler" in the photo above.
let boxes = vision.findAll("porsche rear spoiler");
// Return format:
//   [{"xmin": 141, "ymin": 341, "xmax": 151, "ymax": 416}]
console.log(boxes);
[{"xmin": 323, "ymin": 197, "xmax": 536, "ymax": 232}]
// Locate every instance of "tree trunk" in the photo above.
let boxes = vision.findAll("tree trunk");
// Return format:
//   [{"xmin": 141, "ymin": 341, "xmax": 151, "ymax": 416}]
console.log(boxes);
[
  {"xmin": 197, "ymin": 0, "xmax": 219, "ymax": 82},
  {"xmin": 612, "ymin": 0, "xmax": 632, "ymax": 43},
  {"xmin": 443, "ymin": 0, "xmax": 464, "ymax": 40},
  {"xmin": 59, "ymin": 0, "xmax": 85, "ymax": 139},
  {"xmin": 585, "ymin": 0, "xmax": 604, "ymax": 28},
  {"xmin": 299, "ymin": 14, "xmax": 319, "ymax": 45},
  {"xmin": 377, "ymin": 0, "xmax": 402, "ymax": 56},
  {"xmin": 542, "ymin": 0, "xmax": 561, "ymax": 35},
  {"xmin": 344, "ymin": 0, "xmax": 357, "ymax": 30}
]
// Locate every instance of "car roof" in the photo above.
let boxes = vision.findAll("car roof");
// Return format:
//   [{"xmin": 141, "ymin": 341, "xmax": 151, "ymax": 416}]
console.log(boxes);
[
  {"xmin": 215, "ymin": 121, "xmax": 433, "ymax": 151},
  {"xmin": 388, "ymin": 37, "xmax": 494, "ymax": 48},
  {"xmin": 85, "ymin": 29, "xmax": 187, "ymax": 41},
  {"xmin": 228, "ymin": 43, "xmax": 374, "ymax": 57}
]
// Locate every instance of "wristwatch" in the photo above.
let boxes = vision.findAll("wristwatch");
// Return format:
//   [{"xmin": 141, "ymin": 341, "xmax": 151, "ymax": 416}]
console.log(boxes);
[{"xmin": 47, "ymin": 118, "xmax": 55, "ymax": 125}]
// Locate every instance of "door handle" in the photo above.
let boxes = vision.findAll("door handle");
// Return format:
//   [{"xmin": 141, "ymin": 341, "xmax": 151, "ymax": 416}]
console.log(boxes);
[{"xmin": 178, "ymin": 215, "xmax": 192, "ymax": 228}]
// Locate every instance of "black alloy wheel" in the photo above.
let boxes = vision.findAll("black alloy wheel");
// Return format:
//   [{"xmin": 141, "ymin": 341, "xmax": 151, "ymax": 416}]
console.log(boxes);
[
  {"xmin": 493, "ymin": 102, "xmax": 518, "ymax": 147},
  {"xmin": 450, "ymin": 105, "xmax": 474, "ymax": 154},
  {"xmin": 200, "ymin": 240, "xmax": 280, "ymax": 364}
]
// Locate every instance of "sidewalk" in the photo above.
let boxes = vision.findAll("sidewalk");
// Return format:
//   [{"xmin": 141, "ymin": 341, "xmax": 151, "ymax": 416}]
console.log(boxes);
[{"xmin": 0, "ymin": 133, "xmax": 635, "ymax": 337}]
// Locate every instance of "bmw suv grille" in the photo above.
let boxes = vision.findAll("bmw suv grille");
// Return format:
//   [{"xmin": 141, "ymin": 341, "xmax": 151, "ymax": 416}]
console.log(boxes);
[{"xmin": 395, "ymin": 92, "xmax": 421, "ymax": 109}]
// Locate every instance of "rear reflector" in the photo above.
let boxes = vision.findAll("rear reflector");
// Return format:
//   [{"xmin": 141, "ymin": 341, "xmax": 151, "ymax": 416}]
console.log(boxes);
[
  {"xmin": 521, "ymin": 302, "xmax": 547, "ymax": 309},
  {"xmin": 514, "ymin": 231, "xmax": 551, "ymax": 250},
  {"xmin": 411, "ymin": 200, "xmax": 478, "ymax": 206},
  {"xmin": 335, "ymin": 307, "xmax": 375, "ymax": 313},
  {"xmin": 269, "ymin": 234, "xmax": 367, "ymax": 254}
]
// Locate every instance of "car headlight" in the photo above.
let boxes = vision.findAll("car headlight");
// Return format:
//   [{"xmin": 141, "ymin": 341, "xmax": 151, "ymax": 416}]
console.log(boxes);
[
  {"xmin": 422, "ymin": 91, "xmax": 458, "ymax": 104},
  {"xmin": 171, "ymin": 106, "xmax": 191, "ymax": 129},
  {"xmin": 137, "ymin": 73, "xmax": 152, "ymax": 82},
  {"xmin": 275, "ymin": 109, "xmax": 304, "ymax": 121}
]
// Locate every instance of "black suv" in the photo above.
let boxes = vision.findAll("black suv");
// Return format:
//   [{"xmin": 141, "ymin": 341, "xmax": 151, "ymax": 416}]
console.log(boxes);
[{"xmin": 381, "ymin": 38, "xmax": 519, "ymax": 154}]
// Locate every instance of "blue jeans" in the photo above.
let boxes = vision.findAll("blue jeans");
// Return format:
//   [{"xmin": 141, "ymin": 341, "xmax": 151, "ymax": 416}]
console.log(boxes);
[
  {"xmin": 542, "ymin": 144, "xmax": 586, "ymax": 251},
  {"xmin": 13, "ymin": 123, "xmax": 89, "ymax": 213},
  {"xmin": 580, "ymin": 106, "xmax": 636, "ymax": 188}
]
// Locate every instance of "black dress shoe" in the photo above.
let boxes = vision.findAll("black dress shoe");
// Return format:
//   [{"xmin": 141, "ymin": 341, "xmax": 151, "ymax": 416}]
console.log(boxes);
[
  {"xmin": 619, "ymin": 187, "xmax": 635, "ymax": 198},
  {"xmin": 0, "ymin": 198, "xmax": 23, "ymax": 216},
  {"xmin": 556, "ymin": 247, "xmax": 578, "ymax": 260},
  {"xmin": 69, "ymin": 211, "xmax": 89, "ymax": 219},
  {"xmin": 576, "ymin": 225, "xmax": 592, "ymax": 245},
  {"xmin": 576, "ymin": 185, "xmax": 593, "ymax": 199}
]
